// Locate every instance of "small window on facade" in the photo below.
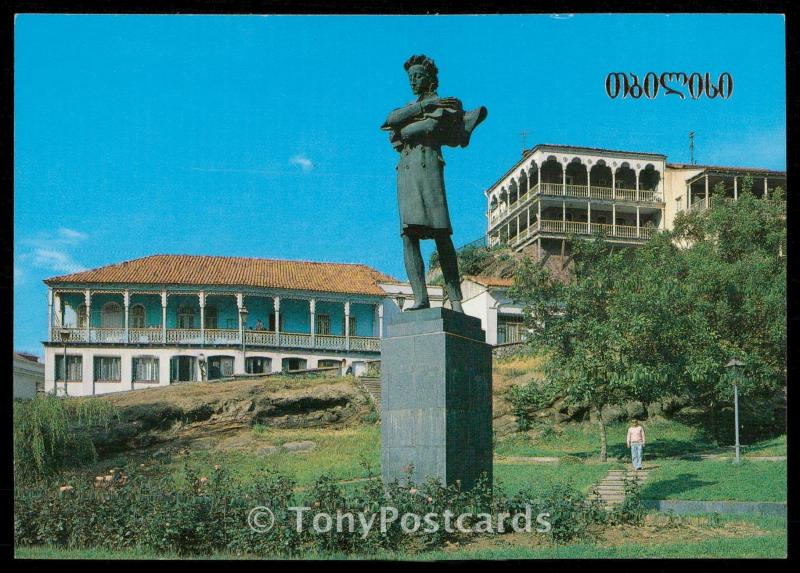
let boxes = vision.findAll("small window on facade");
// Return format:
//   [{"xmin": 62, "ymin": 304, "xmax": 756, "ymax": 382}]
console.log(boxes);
[
  {"xmin": 133, "ymin": 356, "xmax": 160, "ymax": 382},
  {"xmin": 77, "ymin": 304, "xmax": 88, "ymax": 328},
  {"xmin": 102, "ymin": 302, "xmax": 123, "ymax": 328},
  {"xmin": 316, "ymin": 314, "xmax": 331, "ymax": 335},
  {"xmin": 131, "ymin": 304, "xmax": 146, "ymax": 328},
  {"xmin": 348, "ymin": 316, "xmax": 358, "ymax": 337},
  {"xmin": 318, "ymin": 359, "xmax": 341, "ymax": 369},
  {"xmin": 94, "ymin": 356, "xmax": 121, "ymax": 382},
  {"xmin": 55, "ymin": 355, "xmax": 83, "ymax": 381},
  {"xmin": 246, "ymin": 357, "xmax": 271, "ymax": 374},
  {"xmin": 177, "ymin": 305, "xmax": 196, "ymax": 329},
  {"xmin": 204, "ymin": 306, "xmax": 218, "ymax": 329}
]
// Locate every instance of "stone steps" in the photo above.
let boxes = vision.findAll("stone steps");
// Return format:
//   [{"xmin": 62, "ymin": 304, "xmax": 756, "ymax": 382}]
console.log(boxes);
[
  {"xmin": 590, "ymin": 468, "xmax": 651, "ymax": 508},
  {"xmin": 360, "ymin": 376, "xmax": 381, "ymax": 412}
]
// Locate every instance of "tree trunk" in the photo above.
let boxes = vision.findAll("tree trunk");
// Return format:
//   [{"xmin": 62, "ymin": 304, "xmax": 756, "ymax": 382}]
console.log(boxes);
[{"xmin": 596, "ymin": 405, "xmax": 608, "ymax": 462}]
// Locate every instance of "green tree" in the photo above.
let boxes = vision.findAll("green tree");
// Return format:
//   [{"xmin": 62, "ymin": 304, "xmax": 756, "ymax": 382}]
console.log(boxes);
[{"xmin": 510, "ymin": 236, "xmax": 674, "ymax": 461}]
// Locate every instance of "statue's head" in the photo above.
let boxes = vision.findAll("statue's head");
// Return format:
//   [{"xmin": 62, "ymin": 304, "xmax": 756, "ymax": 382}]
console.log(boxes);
[{"xmin": 404, "ymin": 54, "xmax": 438, "ymax": 96}]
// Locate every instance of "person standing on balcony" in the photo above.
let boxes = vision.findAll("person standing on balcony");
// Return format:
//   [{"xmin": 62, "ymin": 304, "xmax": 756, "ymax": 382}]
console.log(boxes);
[
  {"xmin": 255, "ymin": 319, "xmax": 265, "ymax": 331},
  {"xmin": 626, "ymin": 419, "xmax": 646, "ymax": 470}
]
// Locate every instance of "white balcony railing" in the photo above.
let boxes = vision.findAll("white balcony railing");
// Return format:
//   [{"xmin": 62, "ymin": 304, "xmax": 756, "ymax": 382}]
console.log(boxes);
[
  {"xmin": 129, "ymin": 328, "xmax": 163, "ymax": 344},
  {"xmin": 50, "ymin": 326, "xmax": 381, "ymax": 353}
]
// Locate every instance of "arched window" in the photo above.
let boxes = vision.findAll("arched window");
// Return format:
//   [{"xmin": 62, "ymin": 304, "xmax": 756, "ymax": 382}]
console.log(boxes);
[
  {"xmin": 204, "ymin": 306, "xmax": 218, "ymax": 329},
  {"xmin": 131, "ymin": 304, "xmax": 146, "ymax": 328},
  {"xmin": 177, "ymin": 305, "xmax": 196, "ymax": 329},
  {"xmin": 102, "ymin": 302, "xmax": 123, "ymax": 328},
  {"xmin": 77, "ymin": 304, "xmax": 88, "ymax": 328}
]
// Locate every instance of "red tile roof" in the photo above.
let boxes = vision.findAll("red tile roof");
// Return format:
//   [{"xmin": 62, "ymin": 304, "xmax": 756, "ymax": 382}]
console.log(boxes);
[
  {"xmin": 464, "ymin": 275, "xmax": 514, "ymax": 288},
  {"xmin": 44, "ymin": 255, "xmax": 399, "ymax": 296}
]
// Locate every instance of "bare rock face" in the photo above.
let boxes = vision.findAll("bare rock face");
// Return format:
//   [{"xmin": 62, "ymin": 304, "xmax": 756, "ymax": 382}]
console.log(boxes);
[{"xmin": 88, "ymin": 378, "xmax": 369, "ymax": 455}]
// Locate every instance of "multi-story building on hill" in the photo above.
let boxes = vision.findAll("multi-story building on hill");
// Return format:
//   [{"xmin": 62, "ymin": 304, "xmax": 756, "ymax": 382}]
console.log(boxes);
[
  {"xmin": 43, "ymin": 255, "xmax": 437, "ymax": 396},
  {"xmin": 485, "ymin": 144, "xmax": 786, "ymax": 257}
]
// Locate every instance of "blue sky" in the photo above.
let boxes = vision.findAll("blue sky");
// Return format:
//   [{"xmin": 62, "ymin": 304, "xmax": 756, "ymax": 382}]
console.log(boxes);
[{"xmin": 14, "ymin": 13, "xmax": 786, "ymax": 354}]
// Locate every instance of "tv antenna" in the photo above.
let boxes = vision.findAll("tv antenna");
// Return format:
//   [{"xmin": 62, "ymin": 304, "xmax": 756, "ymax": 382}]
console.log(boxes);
[
  {"xmin": 689, "ymin": 131, "xmax": 696, "ymax": 165},
  {"xmin": 520, "ymin": 130, "xmax": 529, "ymax": 156}
]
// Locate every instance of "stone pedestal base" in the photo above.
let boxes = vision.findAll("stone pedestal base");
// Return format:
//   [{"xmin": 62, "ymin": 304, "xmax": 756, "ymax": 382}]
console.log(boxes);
[{"xmin": 380, "ymin": 307, "xmax": 492, "ymax": 490}]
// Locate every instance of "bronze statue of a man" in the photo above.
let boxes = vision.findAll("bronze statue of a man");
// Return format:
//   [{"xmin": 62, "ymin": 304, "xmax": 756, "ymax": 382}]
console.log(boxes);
[{"xmin": 381, "ymin": 54, "xmax": 487, "ymax": 312}]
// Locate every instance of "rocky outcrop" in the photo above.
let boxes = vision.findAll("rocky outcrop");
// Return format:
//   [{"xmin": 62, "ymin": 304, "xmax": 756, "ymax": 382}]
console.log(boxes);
[{"xmin": 87, "ymin": 378, "xmax": 370, "ymax": 455}]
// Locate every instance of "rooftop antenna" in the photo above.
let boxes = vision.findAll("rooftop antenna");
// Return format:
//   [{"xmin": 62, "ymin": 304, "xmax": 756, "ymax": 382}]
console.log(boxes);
[
  {"xmin": 520, "ymin": 130, "xmax": 529, "ymax": 157},
  {"xmin": 689, "ymin": 131, "xmax": 696, "ymax": 165}
]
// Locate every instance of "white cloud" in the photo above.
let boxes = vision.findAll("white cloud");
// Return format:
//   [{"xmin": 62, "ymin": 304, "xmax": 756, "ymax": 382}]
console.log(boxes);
[
  {"xmin": 18, "ymin": 227, "xmax": 89, "ymax": 276},
  {"xmin": 56, "ymin": 227, "xmax": 89, "ymax": 245},
  {"xmin": 290, "ymin": 154, "xmax": 315, "ymax": 172},
  {"xmin": 32, "ymin": 248, "xmax": 86, "ymax": 274}
]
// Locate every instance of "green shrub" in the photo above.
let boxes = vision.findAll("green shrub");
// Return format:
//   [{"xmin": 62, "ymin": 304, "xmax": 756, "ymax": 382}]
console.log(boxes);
[{"xmin": 14, "ymin": 395, "xmax": 118, "ymax": 481}]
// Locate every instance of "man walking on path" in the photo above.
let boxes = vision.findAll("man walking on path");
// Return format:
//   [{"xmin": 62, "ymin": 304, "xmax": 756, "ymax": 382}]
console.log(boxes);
[{"xmin": 626, "ymin": 419, "xmax": 646, "ymax": 470}]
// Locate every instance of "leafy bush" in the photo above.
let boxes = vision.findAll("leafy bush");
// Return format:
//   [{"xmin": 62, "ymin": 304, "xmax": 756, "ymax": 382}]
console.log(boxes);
[
  {"xmin": 14, "ymin": 395, "xmax": 118, "ymax": 481},
  {"xmin": 508, "ymin": 381, "xmax": 552, "ymax": 431}
]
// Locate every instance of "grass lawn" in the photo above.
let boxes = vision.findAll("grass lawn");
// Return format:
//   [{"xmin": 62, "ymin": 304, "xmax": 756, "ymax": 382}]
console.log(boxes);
[
  {"xmin": 495, "ymin": 419, "xmax": 785, "ymax": 462},
  {"xmin": 641, "ymin": 459, "xmax": 787, "ymax": 502},
  {"xmin": 495, "ymin": 463, "xmax": 613, "ymax": 496}
]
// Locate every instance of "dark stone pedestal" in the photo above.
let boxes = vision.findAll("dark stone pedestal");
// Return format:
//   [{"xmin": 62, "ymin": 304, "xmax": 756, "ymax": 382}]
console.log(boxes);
[{"xmin": 380, "ymin": 307, "xmax": 493, "ymax": 490}]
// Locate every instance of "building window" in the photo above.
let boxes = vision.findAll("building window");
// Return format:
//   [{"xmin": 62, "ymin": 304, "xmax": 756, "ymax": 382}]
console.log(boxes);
[
  {"xmin": 497, "ymin": 316, "xmax": 526, "ymax": 344},
  {"xmin": 133, "ymin": 356, "xmax": 160, "ymax": 382},
  {"xmin": 282, "ymin": 357, "xmax": 307, "ymax": 372},
  {"xmin": 226, "ymin": 318, "xmax": 237, "ymax": 329},
  {"xmin": 102, "ymin": 302, "xmax": 123, "ymax": 328},
  {"xmin": 55, "ymin": 355, "xmax": 82, "ymax": 382},
  {"xmin": 208, "ymin": 356, "xmax": 234, "ymax": 379},
  {"xmin": 94, "ymin": 356, "xmax": 121, "ymax": 382},
  {"xmin": 131, "ymin": 304, "xmax": 146, "ymax": 328},
  {"xmin": 316, "ymin": 314, "xmax": 331, "ymax": 335},
  {"xmin": 77, "ymin": 304, "xmax": 88, "ymax": 328},
  {"xmin": 318, "ymin": 359, "xmax": 342, "ymax": 369},
  {"xmin": 204, "ymin": 306, "xmax": 218, "ymax": 329},
  {"xmin": 246, "ymin": 356, "xmax": 271, "ymax": 374},
  {"xmin": 348, "ymin": 316, "xmax": 358, "ymax": 337},
  {"xmin": 177, "ymin": 305, "xmax": 196, "ymax": 329}
]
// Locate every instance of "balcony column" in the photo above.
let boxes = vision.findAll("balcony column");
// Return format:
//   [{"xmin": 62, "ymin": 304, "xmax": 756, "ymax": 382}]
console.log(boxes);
[
  {"xmin": 734, "ymin": 176, "xmax": 738, "ymax": 200},
  {"xmin": 586, "ymin": 167, "xmax": 591, "ymax": 198},
  {"xmin": 344, "ymin": 301, "xmax": 351, "ymax": 352},
  {"xmin": 537, "ymin": 198, "xmax": 541, "ymax": 228},
  {"xmin": 123, "ymin": 290, "xmax": 130, "ymax": 343},
  {"xmin": 310, "ymin": 298, "xmax": 316, "ymax": 347},
  {"xmin": 687, "ymin": 184, "xmax": 692, "ymax": 208},
  {"xmin": 587, "ymin": 202, "xmax": 591, "ymax": 234},
  {"xmin": 236, "ymin": 293, "xmax": 244, "ymax": 345},
  {"xmin": 161, "ymin": 290, "xmax": 167, "ymax": 344},
  {"xmin": 635, "ymin": 171, "xmax": 640, "ymax": 201},
  {"xmin": 377, "ymin": 304, "xmax": 384, "ymax": 339},
  {"xmin": 612, "ymin": 204, "xmax": 617, "ymax": 235},
  {"xmin": 47, "ymin": 288, "xmax": 53, "ymax": 337},
  {"xmin": 199, "ymin": 291, "xmax": 206, "ymax": 347},
  {"xmin": 562, "ymin": 163, "xmax": 567, "ymax": 195},
  {"xmin": 704, "ymin": 173, "xmax": 709, "ymax": 208},
  {"xmin": 636, "ymin": 206, "xmax": 641, "ymax": 238},
  {"xmin": 84, "ymin": 289, "xmax": 92, "ymax": 334},
  {"xmin": 764, "ymin": 177, "xmax": 769, "ymax": 199},
  {"xmin": 612, "ymin": 170, "xmax": 616, "ymax": 200},
  {"xmin": 562, "ymin": 200, "xmax": 566, "ymax": 232},
  {"xmin": 274, "ymin": 296, "xmax": 281, "ymax": 347},
  {"xmin": 526, "ymin": 205, "xmax": 530, "ymax": 237}
]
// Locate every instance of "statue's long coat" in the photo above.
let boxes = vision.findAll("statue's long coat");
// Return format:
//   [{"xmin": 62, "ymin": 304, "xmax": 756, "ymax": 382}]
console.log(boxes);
[{"xmin": 383, "ymin": 101, "xmax": 487, "ymax": 239}]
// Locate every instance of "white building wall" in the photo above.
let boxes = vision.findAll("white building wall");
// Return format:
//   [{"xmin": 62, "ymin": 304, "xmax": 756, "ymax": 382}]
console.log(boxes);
[{"xmin": 44, "ymin": 345, "xmax": 379, "ymax": 397}]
